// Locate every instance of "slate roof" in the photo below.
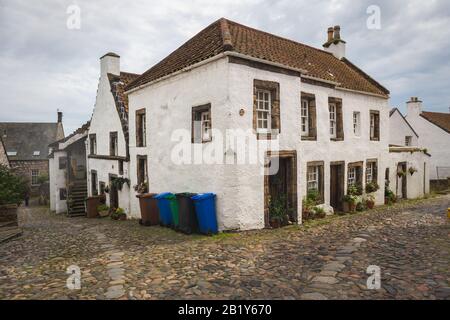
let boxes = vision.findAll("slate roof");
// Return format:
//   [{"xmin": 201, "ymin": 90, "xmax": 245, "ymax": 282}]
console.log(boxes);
[
  {"xmin": 0, "ymin": 122, "xmax": 63, "ymax": 161},
  {"xmin": 50, "ymin": 121, "xmax": 90, "ymax": 148},
  {"xmin": 126, "ymin": 18, "xmax": 389, "ymax": 97},
  {"xmin": 421, "ymin": 111, "xmax": 450, "ymax": 134}
]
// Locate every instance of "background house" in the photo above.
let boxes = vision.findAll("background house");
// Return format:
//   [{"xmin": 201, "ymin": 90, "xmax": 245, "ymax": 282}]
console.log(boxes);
[
  {"xmin": 86, "ymin": 53, "xmax": 140, "ymax": 215},
  {"xmin": 0, "ymin": 113, "xmax": 64, "ymax": 196},
  {"xmin": 0, "ymin": 136, "xmax": 9, "ymax": 168},
  {"xmin": 49, "ymin": 122, "xmax": 90, "ymax": 215},
  {"xmin": 404, "ymin": 97, "xmax": 450, "ymax": 182},
  {"xmin": 389, "ymin": 108, "xmax": 419, "ymax": 147},
  {"xmin": 125, "ymin": 18, "xmax": 390, "ymax": 230}
]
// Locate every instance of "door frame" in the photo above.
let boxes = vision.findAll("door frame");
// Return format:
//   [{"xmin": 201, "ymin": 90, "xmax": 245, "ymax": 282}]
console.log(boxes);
[
  {"xmin": 330, "ymin": 161, "xmax": 345, "ymax": 212},
  {"xmin": 264, "ymin": 150, "xmax": 297, "ymax": 228},
  {"xmin": 109, "ymin": 174, "xmax": 119, "ymax": 209}
]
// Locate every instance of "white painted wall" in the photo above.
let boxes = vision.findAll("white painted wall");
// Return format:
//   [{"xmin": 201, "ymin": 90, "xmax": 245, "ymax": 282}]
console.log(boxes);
[
  {"xmin": 405, "ymin": 101, "xmax": 450, "ymax": 180},
  {"xmin": 127, "ymin": 56, "xmax": 390, "ymax": 230},
  {"xmin": 87, "ymin": 54, "xmax": 131, "ymax": 214},
  {"xmin": 387, "ymin": 150, "xmax": 430, "ymax": 199},
  {"xmin": 389, "ymin": 109, "xmax": 418, "ymax": 147},
  {"xmin": 49, "ymin": 150, "xmax": 68, "ymax": 214}
]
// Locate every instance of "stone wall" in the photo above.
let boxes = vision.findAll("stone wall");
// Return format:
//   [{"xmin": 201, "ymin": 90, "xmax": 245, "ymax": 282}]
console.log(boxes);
[
  {"xmin": 0, "ymin": 204, "xmax": 18, "ymax": 227},
  {"xmin": 10, "ymin": 160, "xmax": 49, "ymax": 196}
]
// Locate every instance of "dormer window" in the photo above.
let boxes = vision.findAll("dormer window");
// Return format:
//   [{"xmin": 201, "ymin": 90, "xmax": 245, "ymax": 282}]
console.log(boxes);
[{"xmin": 7, "ymin": 151, "xmax": 17, "ymax": 156}]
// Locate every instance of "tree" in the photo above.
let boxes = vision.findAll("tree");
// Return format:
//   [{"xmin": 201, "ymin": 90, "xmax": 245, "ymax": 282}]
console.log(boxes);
[{"xmin": 0, "ymin": 165, "xmax": 27, "ymax": 205}]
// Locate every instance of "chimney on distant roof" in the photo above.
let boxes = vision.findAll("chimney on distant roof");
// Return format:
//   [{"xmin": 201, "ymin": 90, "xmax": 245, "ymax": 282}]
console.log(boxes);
[
  {"xmin": 57, "ymin": 111, "xmax": 63, "ymax": 123},
  {"xmin": 406, "ymin": 96, "xmax": 423, "ymax": 118},
  {"xmin": 327, "ymin": 27, "xmax": 334, "ymax": 43},
  {"xmin": 323, "ymin": 25, "xmax": 346, "ymax": 60},
  {"xmin": 100, "ymin": 52, "xmax": 120, "ymax": 77}
]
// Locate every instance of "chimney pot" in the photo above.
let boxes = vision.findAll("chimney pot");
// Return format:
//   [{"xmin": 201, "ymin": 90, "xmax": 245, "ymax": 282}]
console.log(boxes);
[
  {"xmin": 334, "ymin": 25, "xmax": 341, "ymax": 40},
  {"xmin": 57, "ymin": 111, "xmax": 63, "ymax": 123},
  {"xmin": 327, "ymin": 27, "xmax": 334, "ymax": 43}
]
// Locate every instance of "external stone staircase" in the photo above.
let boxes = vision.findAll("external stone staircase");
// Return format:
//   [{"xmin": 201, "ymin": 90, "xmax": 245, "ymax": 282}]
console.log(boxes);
[{"xmin": 68, "ymin": 180, "xmax": 87, "ymax": 217}]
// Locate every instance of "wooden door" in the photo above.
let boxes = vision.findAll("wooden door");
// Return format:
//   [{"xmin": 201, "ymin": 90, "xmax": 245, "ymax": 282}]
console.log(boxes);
[
  {"xmin": 109, "ymin": 177, "xmax": 119, "ymax": 209},
  {"xmin": 330, "ymin": 163, "xmax": 344, "ymax": 211}
]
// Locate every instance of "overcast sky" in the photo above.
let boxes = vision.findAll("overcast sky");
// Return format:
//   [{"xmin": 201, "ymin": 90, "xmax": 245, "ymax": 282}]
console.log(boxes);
[{"xmin": 1, "ymin": 0, "xmax": 449, "ymax": 133}]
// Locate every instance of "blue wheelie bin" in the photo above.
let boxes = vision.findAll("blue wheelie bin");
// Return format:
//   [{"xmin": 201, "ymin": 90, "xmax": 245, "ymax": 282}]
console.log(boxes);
[
  {"xmin": 191, "ymin": 193, "xmax": 218, "ymax": 235},
  {"xmin": 154, "ymin": 192, "xmax": 173, "ymax": 227}
]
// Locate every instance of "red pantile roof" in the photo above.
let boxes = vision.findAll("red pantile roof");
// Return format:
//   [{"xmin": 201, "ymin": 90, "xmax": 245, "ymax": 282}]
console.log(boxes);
[
  {"xmin": 108, "ymin": 72, "xmax": 140, "ymax": 114},
  {"xmin": 421, "ymin": 111, "xmax": 450, "ymax": 134},
  {"xmin": 126, "ymin": 18, "xmax": 389, "ymax": 97}
]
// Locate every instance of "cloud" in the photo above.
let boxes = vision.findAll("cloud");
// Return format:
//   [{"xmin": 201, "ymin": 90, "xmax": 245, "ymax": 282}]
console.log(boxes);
[{"xmin": 0, "ymin": 0, "xmax": 449, "ymax": 133}]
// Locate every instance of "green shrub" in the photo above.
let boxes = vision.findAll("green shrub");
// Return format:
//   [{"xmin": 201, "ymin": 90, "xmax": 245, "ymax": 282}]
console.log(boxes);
[
  {"xmin": 0, "ymin": 165, "xmax": 27, "ymax": 205},
  {"xmin": 97, "ymin": 204, "xmax": 109, "ymax": 212},
  {"xmin": 365, "ymin": 181, "xmax": 379, "ymax": 193}
]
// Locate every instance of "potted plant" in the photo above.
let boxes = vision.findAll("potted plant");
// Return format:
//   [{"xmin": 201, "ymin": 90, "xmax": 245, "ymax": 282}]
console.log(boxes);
[
  {"xmin": 343, "ymin": 194, "xmax": 356, "ymax": 212},
  {"xmin": 133, "ymin": 182, "xmax": 148, "ymax": 195},
  {"xmin": 111, "ymin": 207, "xmax": 127, "ymax": 221},
  {"xmin": 269, "ymin": 195, "xmax": 287, "ymax": 228},
  {"xmin": 366, "ymin": 194, "xmax": 375, "ymax": 209},
  {"xmin": 397, "ymin": 170, "xmax": 406, "ymax": 178},
  {"xmin": 97, "ymin": 204, "xmax": 110, "ymax": 218},
  {"xmin": 365, "ymin": 181, "xmax": 380, "ymax": 194},
  {"xmin": 408, "ymin": 167, "xmax": 417, "ymax": 176},
  {"xmin": 384, "ymin": 187, "xmax": 396, "ymax": 205},
  {"xmin": 112, "ymin": 178, "xmax": 130, "ymax": 191},
  {"xmin": 356, "ymin": 201, "xmax": 365, "ymax": 212},
  {"xmin": 343, "ymin": 184, "xmax": 358, "ymax": 213},
  {"xmin": 313, "ymin": 206, "xmax": 326, "ymax": 219},
  {"xmin": 302, "ymin": 189, "xmax": 320, "ymax": 221}
]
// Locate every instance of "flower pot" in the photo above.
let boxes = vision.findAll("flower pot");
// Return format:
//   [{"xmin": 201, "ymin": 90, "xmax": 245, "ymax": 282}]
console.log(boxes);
[
  {"xmin": 344, "ymin": 202, "xmax": 356, "ymax": 213},
  {"xmin": 366, "ymin": 200, "xmax": 375, "ymax": 210},
  {"xmin": 118, "ymin": 214, "xmax": 127, "ymax": 221},
  {"xmin": 269, "ymin": 219, "xmax": 281, "ymax": 229}
]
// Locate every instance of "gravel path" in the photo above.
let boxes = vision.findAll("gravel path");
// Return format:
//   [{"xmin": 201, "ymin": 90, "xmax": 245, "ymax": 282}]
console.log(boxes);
[{"xmin": 0, "ymin": 195, "xmax": 448, "ymax": 300}]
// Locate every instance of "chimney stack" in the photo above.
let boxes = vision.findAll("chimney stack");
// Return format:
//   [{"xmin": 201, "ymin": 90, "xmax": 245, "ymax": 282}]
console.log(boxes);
[
  {"xmin": 57, "ymin": 111, "xmax": 63, "ymax": 123},
  {"xmin": 406, "ymin": 97, "xmax": 423, "ymax": 117},
  {"xmin": 323, "ymin": 25, "xmax": 346, "ymax": 60},
  {"xmin": 100, "ymin": 52, "xmax": 120, "ymax": 77}
]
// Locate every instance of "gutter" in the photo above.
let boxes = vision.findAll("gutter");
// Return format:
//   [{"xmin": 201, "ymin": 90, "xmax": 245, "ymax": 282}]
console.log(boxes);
[{"xmin": 335, "ymin": 86, "xmax": 390, "ymax": 99}]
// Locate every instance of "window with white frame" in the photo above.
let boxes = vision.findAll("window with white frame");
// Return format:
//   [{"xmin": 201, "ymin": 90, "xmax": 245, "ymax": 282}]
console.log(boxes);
[
  {"xmin": 348, "ymin": 167, "xmax": 356, "ymax": 186},
  {"xmin": 370, "ymin": 114, "xmax": 375, "ymax": 138},
  {"xmin": 307, "ymin": 166, "xmax": 319, "ymax": 191},
  {"xmin": 201, "ymin": 110, "xmax": 211, "ymax": 142},
  {"xmin": 366, "ymin": 161, "xmax": 378, "ymax": 183},
  {"xmin": 256, "ymin": 89, "xmax": 271, "ymax": 132},
  {"xmin": 405, "ymin": 136, "xmax": 412, "ymax": 146},
  {"xmin": 366, "ymin": 162, "xmax": 374, "ymax": 183},
  {"xmin": 31, "ymin": 169, "xmax": 39, "ymax": 186},
  {"xmin": 301, "ymin": 99, "xmax": 309, "ymax": 135},
  {"xmin": 353, "ymin": 112, "xmax": 361, "ymax": 136},
  {"xmin": 192, "ymin": 104, "xmax": 212, "ymax": 143},
  {"xmin": 329, "ymin": 103, "xmax": 337, "ymax": 138}
]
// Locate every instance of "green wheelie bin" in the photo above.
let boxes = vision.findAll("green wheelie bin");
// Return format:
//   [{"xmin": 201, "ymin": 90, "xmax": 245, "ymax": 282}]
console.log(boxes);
[{"xmin": 166, "ymin": 194, "xmax": 180, "ymax": 229}]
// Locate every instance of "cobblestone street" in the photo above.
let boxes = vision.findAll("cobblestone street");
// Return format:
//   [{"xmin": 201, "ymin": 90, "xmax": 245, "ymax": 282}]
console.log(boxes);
[{"xmin": 0, "ymin": 195, "xmax": 449, "ymax": 300}]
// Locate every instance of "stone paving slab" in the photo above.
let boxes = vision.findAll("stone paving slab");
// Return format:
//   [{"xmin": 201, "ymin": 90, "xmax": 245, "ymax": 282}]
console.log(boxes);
[{"xmin": 0, "ymin": 195, "xmax": 449, "ymax": 300}]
